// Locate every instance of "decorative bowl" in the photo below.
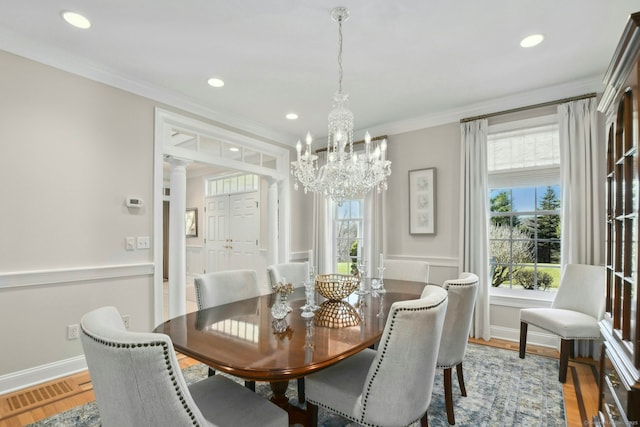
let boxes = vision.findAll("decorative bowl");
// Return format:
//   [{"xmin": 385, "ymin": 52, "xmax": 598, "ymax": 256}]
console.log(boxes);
[{"xmin": 315, "ymin": 273, "xmax": 360, "ymax": 301}]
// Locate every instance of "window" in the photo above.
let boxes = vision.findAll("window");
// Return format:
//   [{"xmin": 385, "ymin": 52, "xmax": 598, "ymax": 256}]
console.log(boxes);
[
  {"xmin": 488, "ymin": 116, "xmax": 562, "ymax": 291},
  {"xmin": 334, "ymin": 199, "xmax": 364, "ymax": 274},
  {"xmin": 205, "ymin": 173, "xmax": 259, "ymax": 196}
]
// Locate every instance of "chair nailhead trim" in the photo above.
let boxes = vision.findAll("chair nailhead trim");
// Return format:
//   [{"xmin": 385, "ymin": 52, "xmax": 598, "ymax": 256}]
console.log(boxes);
[
  {"xmin": 82, "ymin": 327, "xmax": 200, "ymax": 426},
  {"xmin": 357, "ymin": 296, "xmax": 447, "ymax": 426}
]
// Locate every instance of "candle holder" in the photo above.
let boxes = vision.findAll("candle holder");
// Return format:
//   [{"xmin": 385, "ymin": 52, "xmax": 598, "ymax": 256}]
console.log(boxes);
[
  {"xmin": 301, "ymin": 283, "xmax": 316, "ymax": 318},
  {"xmin": 355, "ymin": 261, "xmax": 369, "ymax": 296},
  {"xmin": 271, "ymin": 280, "xmax": 294, "ymax": 319},
  {"xmin": 374, "ymin": 266, "xmax": 386, "ymax": 294}
]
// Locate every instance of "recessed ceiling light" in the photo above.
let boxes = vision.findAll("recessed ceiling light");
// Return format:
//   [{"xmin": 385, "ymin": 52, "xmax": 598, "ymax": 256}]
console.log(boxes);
[
  {"xmin": 229, "ymin": 147, "xmax": 240, "ymax": 152},
  {"xmin": 207, "ymin": 78, "xmax": 225, "ymax": 88},
  {"xmin": 286, "ymin": 113, "xmax": 299, "ymax": 120},
  {"xmin": 61, "ymin": 11, "xmax": 91, "ymax": 29},
  {"xmin": 520, "ymin": 34, "xmax": 544, "ymax": 48}
]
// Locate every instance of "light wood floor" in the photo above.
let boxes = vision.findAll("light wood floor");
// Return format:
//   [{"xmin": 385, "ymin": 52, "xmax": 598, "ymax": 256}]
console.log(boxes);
[{"xmin": 0, "ymin": 339, "xmax": 599, "ymax": 427}]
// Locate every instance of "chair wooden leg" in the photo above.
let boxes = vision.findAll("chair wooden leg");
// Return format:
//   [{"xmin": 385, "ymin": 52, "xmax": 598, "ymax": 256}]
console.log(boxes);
[
  {"xmin": 519, "ymin": 322, "xmax": 528, "ymax": 359},
  {"xmin": 559, "ymin": 339, "xmax": 572, "ymax": 383},
  {"xmin": 297, "ymin": 377, "xmax": 305, "ymax": 403},
  {"xmin": 420, "ymin": 412, "xmax": 429, "ymax": 427},
  {"xmin": 456, "ymin": 362, "xmax": 467, "ymax": 397},
  {"xmin": 244, "ymin": 380, "xmax": 256, "ymax": 391},
  {"xmin": 444, "ymin": 367, "xmax": 455, "ymax": 425},
  {"xmin": 306, "ymin": 401, "xmax": 318, "ymax": 427}
]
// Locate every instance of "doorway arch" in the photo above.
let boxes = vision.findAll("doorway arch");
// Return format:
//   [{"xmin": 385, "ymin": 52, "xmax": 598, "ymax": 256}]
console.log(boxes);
[{"xmin": 153, "ymin": 109, "xmax": 291, "ymax": 325}]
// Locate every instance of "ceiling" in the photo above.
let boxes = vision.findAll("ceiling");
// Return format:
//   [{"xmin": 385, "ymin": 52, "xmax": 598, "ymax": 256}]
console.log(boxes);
[{"xmin": 0, "ymin": 1, "xmax": 638, "ymax": 146}]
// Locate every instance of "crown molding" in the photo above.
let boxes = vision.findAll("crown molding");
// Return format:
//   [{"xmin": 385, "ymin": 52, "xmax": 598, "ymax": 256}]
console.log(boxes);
[
  {"xmin": 1, "ymin": 26, "xmax": 604, "ymax": 145},
  {"xmin": 364, "ymin": 77, "xmax": 605, "ymax": 137},
  {"xmin": 0, "ymin": 28, "xmax": 296, "ymax": 145}
]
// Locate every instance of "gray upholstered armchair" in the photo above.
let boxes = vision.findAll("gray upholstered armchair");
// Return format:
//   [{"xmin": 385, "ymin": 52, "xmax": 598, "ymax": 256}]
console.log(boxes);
[
  {"xmin": 436, "ymin": 272, "xmax": 479, "ymax": 425},
  {"xmin": 267, "ymin": 262, "xmax": 310, "ymax": 289},
  {"xmin": 382, "ymin": 259, "xmax": 430, "ymax": 284},
  {"xmin": 194, "ymin": 269, "xmax": 263, "ymax": 309},
  {"xmin": 80, "ymin": 306, "xmax": 287, "ymax": 427},
  {"xmin": 193, "ymin": 269, "xmax": 262, "ymax": 389},
  {"xmin": 519, "ymin": 263, "xmax": 605, "ymax": 382},
  {"xmin": 266, "ymin": 262, "xmax": 310, "ymax": 403},
  {"xmin": 305, "ymin": 285, "xmax": 448, "ymax": 427}
]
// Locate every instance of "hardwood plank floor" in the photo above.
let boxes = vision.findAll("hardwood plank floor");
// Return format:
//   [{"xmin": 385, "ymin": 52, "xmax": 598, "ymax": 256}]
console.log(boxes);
[{"xmin": 0, "ymin": 340, "xmax": 599, "ymax": 427}]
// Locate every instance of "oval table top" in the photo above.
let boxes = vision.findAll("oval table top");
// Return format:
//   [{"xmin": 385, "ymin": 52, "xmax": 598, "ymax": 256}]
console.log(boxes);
[{"xmin": 154, "ymin": 279, "xmax": 427, "ymax": 382}]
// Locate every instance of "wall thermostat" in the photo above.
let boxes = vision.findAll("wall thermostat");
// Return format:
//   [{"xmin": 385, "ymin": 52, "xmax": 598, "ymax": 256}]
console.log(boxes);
[{"xmin": 126, "ymin": 197, "xmax": 144, "ymax": 208}]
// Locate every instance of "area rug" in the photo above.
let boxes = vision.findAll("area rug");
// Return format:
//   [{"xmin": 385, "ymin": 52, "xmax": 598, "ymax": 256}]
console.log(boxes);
[{"xmin": 26, "ymin": 343, "xmax": 565, "ymax": 426}]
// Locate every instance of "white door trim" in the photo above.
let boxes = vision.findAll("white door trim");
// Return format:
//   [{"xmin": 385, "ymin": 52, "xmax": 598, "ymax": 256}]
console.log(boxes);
[{"xmin": 153, "ymin": 108, "xmax": 290, "ymax": 326}]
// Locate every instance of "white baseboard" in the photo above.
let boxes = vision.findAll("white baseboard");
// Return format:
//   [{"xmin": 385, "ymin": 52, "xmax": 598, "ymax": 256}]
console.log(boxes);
[
  {"xmin": 490, "ymin": 325, "xmax": 559, "ymax": 350},
  {"xmin": 0, "ymin": 355, "xmax": 87, "ymax": 395}
]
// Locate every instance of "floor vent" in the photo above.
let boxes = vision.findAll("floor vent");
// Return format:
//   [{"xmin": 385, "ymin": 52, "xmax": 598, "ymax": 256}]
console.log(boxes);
[{"xmin": 0, "ymin": 379, "xmax": 78, "ymax": 419}]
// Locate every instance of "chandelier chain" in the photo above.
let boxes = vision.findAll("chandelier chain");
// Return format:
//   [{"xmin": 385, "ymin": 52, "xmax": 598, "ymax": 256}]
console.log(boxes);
[{"xmin": 337, "ymin": 16, "xmax": 343, "ymax": 94}]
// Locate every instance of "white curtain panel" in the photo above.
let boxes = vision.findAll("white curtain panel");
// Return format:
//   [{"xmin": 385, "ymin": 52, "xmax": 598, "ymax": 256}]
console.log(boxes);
[
  {"xmin": 460, "ymin": 119, "xmax": 491, "ymax": 340},
  {"xmin": 312, "ymin": 151, "xmax": 334, "ymax": 274},
  {"xmin": 558, "ymin": 98, "xmax": 603, "ymax": 267},
  {"xmin": 364, "ymin": 188, "xmax": 384, "ymax": 273},
  {"xmin": 558, "ymin": 97, "xmax": 603, "ymax": 357}
]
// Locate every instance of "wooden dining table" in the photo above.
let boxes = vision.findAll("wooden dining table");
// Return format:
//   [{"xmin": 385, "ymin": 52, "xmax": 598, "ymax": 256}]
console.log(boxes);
[{"xmin": 154, "ymin": 278, "xmax": 426, "ymax": 426}]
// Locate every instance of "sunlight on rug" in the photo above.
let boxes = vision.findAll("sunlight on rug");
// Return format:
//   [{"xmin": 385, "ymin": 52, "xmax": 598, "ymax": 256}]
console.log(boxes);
[{"xmin": 26, "ymin": 343, "xmax": 564, "ymax": 426}]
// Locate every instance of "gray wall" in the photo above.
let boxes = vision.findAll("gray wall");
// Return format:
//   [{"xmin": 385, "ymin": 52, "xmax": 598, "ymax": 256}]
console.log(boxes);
[
  {"xmin": 384, "ymin": 124, "xmax": 461, "ymax": 285},
  {"xmin": 0, "ymin": 50, "xmax": 155, "ymax": 377}
]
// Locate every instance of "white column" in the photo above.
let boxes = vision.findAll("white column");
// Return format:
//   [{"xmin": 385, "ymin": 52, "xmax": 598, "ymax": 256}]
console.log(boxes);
[
  {"xmin": 267, "ymin": 178, "xmax": 279, "ymax": 266},
  {"xmin": 169, "ymin": 158, "xmax": 188, "ymax": 318}
]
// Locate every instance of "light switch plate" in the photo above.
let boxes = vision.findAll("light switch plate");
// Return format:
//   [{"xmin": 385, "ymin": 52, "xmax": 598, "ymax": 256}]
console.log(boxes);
[
  {"xmin": 125, "ymin": 237, "xmax": 135, "ymax": 251},
  {"xmin": 137, "ymin": 236, "xmax": 150, "ymax": 249}
]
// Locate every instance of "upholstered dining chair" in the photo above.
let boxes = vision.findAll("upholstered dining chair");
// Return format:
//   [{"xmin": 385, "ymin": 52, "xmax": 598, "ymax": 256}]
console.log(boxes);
[
  {"xmin": 436, "ymin": 272, "xmax": 479, "ymax": 425},
  {"xmin": 519, "ymin": 263, "xmax": 606, "ymax": 382},
  {"xmin": 305, "ymin": 285, "xmax": 448, "ymax": 427},
  {"xmin": 267, "ymin": 262, "xmax": 309, "ymax": 289},
  {"xmin": 267, "ymin": 262, "xmax": 309, "ymax": 403},
  {"xmin": 194, "ymin": 269, "xmax": 262, "ymax": 389},
  {"xmin": 194, "ymin": 269, "xmax": 263, "ymax": 309},
  {"xmin": 382, "ymin": 259, "xmax": 430, "ymax": 284},
  {"xmin": 80, "ymin": 306, "xmax": 288, "ymax": 427}
]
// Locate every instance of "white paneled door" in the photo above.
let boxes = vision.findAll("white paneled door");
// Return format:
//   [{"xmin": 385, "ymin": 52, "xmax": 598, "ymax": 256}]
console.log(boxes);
[{"xmin": 205, "ymin": 192, "xmax": 260, "ymax": 274}]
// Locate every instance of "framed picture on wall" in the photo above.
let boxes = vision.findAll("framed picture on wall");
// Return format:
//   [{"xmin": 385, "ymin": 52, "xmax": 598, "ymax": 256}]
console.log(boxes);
[
  {"xmin": 408, "ymin": 168, "xmax": 436, "ymax": 234},
  {"xmin": 185, "ymin": 208, "xmax": 198, "ymax": 237}
]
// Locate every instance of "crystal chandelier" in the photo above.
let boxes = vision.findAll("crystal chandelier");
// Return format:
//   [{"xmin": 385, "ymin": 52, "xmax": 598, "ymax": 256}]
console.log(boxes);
[{"xmin": 290, "ymin": 7, "xmax": 391, "ymax": 205}]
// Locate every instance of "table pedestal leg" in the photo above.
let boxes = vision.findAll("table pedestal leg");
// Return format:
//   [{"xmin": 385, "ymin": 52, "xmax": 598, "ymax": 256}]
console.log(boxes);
[{"xmin": 269, "ymin": 380, "xmax": 307, "ymax": 426}]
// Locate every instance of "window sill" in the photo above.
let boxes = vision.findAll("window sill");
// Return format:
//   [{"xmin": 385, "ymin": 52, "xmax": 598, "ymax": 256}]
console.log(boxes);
[{"xmin": 489, "ymin": 287, "xmax": 554, "ymax": 309}]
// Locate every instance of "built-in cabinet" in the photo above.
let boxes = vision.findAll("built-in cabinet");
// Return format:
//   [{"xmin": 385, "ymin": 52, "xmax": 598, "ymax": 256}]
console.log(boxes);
[{"xmin": 597, "ymin": 11, "xmax": 640, "ymax": 426}]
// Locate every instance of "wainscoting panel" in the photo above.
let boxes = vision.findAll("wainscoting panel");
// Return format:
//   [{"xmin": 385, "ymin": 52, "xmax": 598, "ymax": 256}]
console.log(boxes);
[{"xmin": 185, "ymin": 245, "xmax": 204, "ymax": 276}]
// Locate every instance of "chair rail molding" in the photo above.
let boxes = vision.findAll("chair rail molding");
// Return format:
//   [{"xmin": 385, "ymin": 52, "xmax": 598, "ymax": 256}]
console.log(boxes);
[{"xmin": 0, "ymin": 263, "xmax": 154, "ymax": 289}]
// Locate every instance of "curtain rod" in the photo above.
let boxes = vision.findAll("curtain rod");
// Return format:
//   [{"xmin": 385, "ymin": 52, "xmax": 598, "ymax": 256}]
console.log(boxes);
[
  {"xmin": 459, "ymin": 92, "xmax": 597, "ymax": 123},
  {"xmin": 315, "ymin": 135, "xmax": 388, "ymax": 153}
]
